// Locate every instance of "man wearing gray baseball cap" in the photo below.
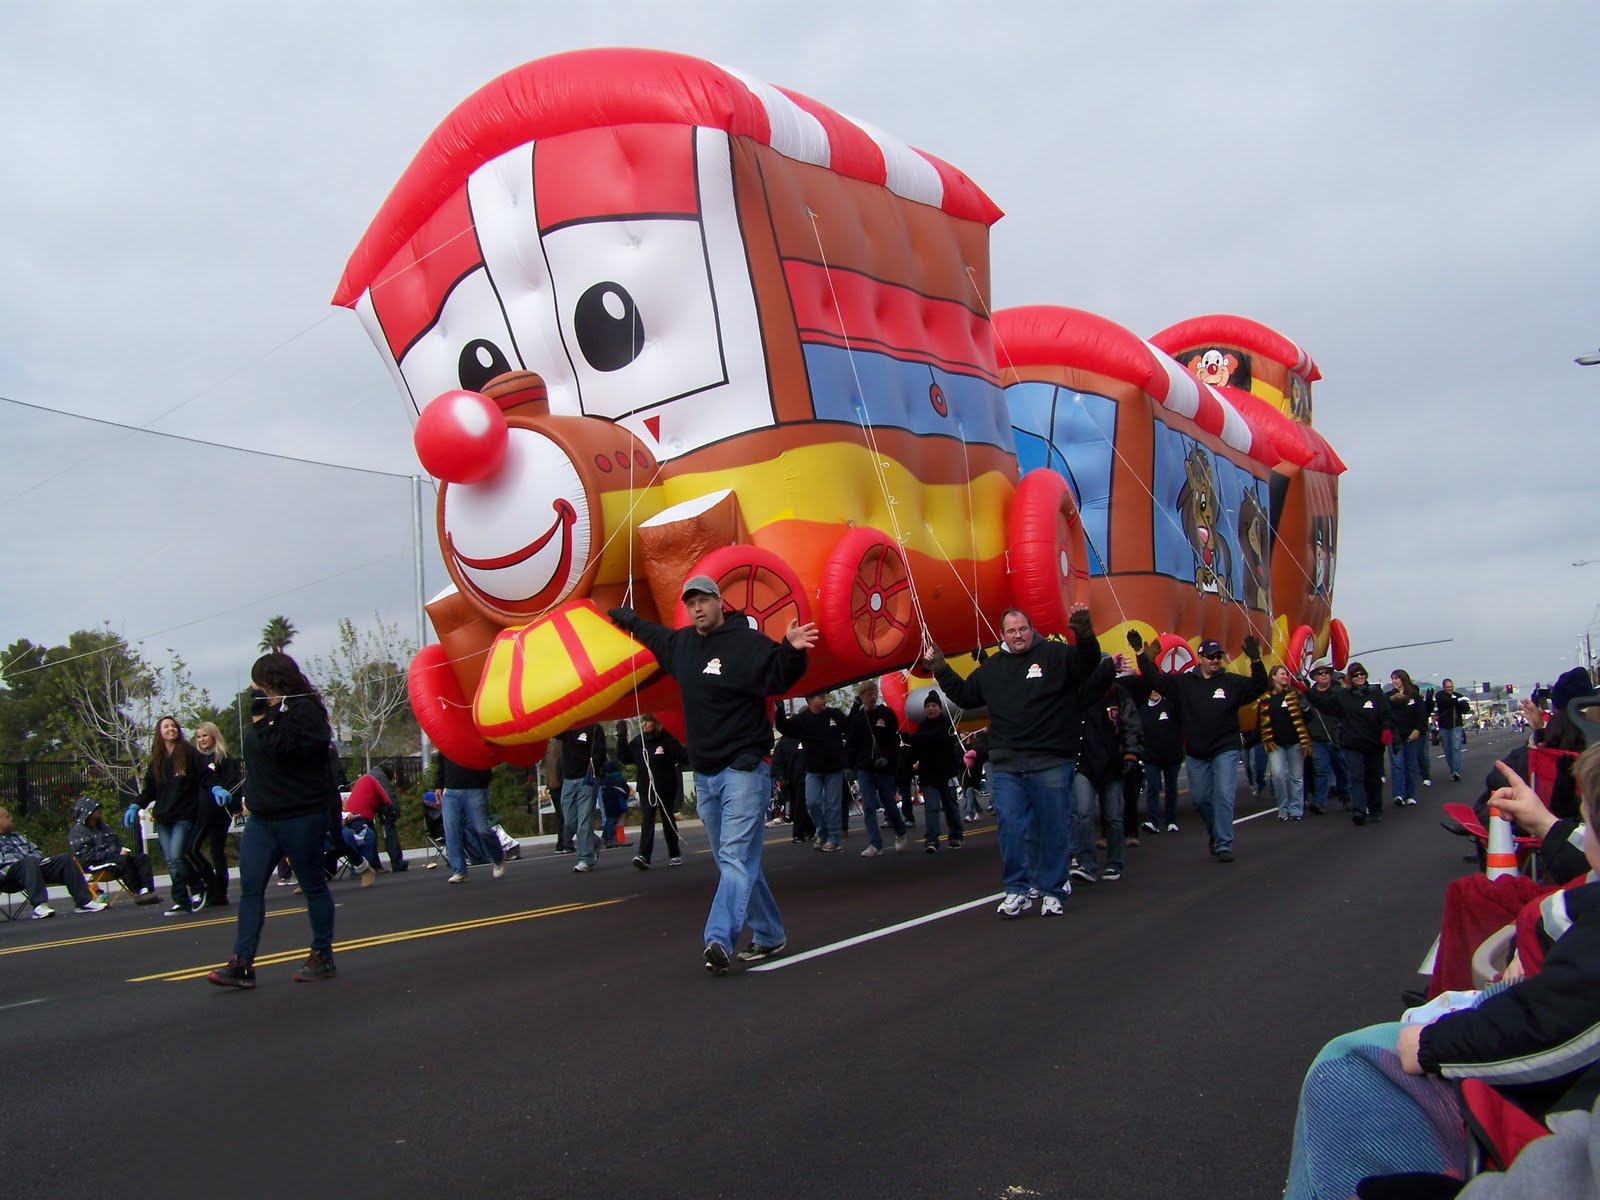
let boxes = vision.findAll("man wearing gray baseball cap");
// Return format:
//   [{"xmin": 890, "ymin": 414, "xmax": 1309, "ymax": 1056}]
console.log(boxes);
[{"xmin": 609, "ymin": 573, "xmax": 818, "ymax": 974}]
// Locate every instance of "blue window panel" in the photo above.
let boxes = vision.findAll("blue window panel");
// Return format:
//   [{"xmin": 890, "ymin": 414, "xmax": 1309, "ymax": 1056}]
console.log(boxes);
[{"xmin": 803, "ymin": 345, "xmax": 1014, "ymax": 452}]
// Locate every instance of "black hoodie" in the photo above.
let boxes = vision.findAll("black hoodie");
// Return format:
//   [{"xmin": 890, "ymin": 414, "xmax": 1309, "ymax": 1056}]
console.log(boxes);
[
  {"xmin": 67, "ymin": 798, "xmax": 125, "ymax": 868},
  {"xmin": 1136, "ymin": 655, "xmax": 1270, "ymax": 759},
  {"xmin": 933, "ymin": 631, "xmax": 1101, "ymax": 769},
  {"xmin": 610, "ymin": 609, "xmax": 808, "ymax": 775},
  {"xmin": 774, "ymin": 705, "xmax": 849, "ymax": 774},
  {"xmin": 242, "ymin": 697, "xmax": 336, "ymax": 821}
]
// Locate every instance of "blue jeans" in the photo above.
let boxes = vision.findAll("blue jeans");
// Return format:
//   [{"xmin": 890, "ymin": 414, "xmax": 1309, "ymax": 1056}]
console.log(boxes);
[
  {"xmin": 444, "ymin": 786, "xmax": 503, "ymax": 873},
  {"xmin": 1389, "ymin": 739, "xmax": 1424, "ymax": 802},
  {"xmin": 1071, "ymin": 772, "xmax": 1123, "ymax": 873},
  {"xmin": 922, "ymin": 781, "xmax": 961, "ymax": 846},
  {"xmin": 1441, "ymin": 726, "xmax": 1465, "ymax": 777},
  {"xmin": 1248, "ymin": 744, "xmax": 1268, "ymax": 792},
  {"xmin": 696, "ymin": 763, "xmax": 784, "ymax": 951},
  {"xmin": 558, "ymin": 779, "xmax": 596, "ymax": 866},
  {"xmin": 856, "ymin": 770, "xmax": 905, "ymax": 848},
  {"xmin": 154, "ymin": 820, "xmax": 195, "ymax": 905},
  {"xmin": 991, "ymin": 763, "xmax": 1074, "ymax": 901},
  {"xmin": 234, "ymin": 810, "xmax": 333, "ymax": 960},
  {"xmin": 341, "ymin": 819, "xmax": 379, "ymax": 869},
  {"xmin": 1185, "ymin": 749, "xmax": 1240, "ymax": 853},
  {"xmin": 1144, "ymin": 761, "xmax": 1181, "ymax": 826},
  {"xmin": 1268, "ymin": 745, "xmax": 1306, "ymax": 817},
  {"xmin": 1308, "ymin": 740, "xmax": 1350, "ymax": 809},
  {"xmin": 805, "ymin": 771, "xmax": 844, "ymax": 847}
]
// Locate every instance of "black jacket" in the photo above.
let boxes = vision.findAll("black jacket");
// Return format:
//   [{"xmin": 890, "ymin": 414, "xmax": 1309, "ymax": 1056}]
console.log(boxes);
[
  {"xmin": 907, "ymin": 711, "xmax": 963, "ymax": 786},
  {"xmin": 67, "ymin": 798, "xmax": 127, "ymax": 868},
  {"xmin": 1135, "ymin": 689, "xmax": 1185, "ymax": 767},
  {"xmin": 846, "ymin": 702, "xmax": 902, "ymax": 771},
  {"xmin": 933, "ymin": 632, "xmax": 1101, "ymax": 769},
  {"xmin": 194, "ymin": 750, "xmax": 244, "ymax": 827},
  {"xmin": 1386, "ymin": 689, "xmax": 1429, "ymax": 741},
  {"xmin": 1078, "ymin": 684, "xmax": 1145, "ymax": 786},
  {"xmin": 1305, "ymin": 684, "xmax": 1394, "ymax": 752},
  {"xmin": 242, "ymin": 697, "xmax": 337, "ymax": 821},
  {"xmin": 554, "ymin": 725, "xmax": 606, "ymax": 783},
  {"xmin": 1302, "ymin": 684, "xmax": 1342, "ymax": 744},
  {"xmin": 611, "ymin": 610, "xmax": 808, "ymax": 775},
  {"xmin": 1419, "ymin": 880, "xmax": 1600, "ymax": 1120},
  {"xmin": 139, "ymin": 744, "xmax": 207, "ymax": 825},
  {"xmin": 1435, "ymin": 689, "xmax": 1472, "ymax": 730},
  {"xmin": 774, "ymin": 705, "xmax": 849, "ymax": 774},
  {"xmin": 618, "ymin": 725, "xmax": 687, "ymax": 811},
  {"xmin": 1136, "ymin": 655, "xmax": 1270, "ymax": 759}
]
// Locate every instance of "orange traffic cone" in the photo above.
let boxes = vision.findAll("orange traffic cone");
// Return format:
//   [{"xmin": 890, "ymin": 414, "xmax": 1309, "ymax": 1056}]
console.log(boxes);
[{"xmin": 1485, "ymin": 804, "xmax": 1519, "ymax": 880}]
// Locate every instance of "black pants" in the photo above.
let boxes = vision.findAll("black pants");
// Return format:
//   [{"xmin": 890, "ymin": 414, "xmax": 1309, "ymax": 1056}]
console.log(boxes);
[
  {"xmin": 1344, "ymin": 746, "xmax": 1388, "ymax": 817},
  {"xmin": 1122, "ymin": 769, "xmax": 1142, "ymax": 836},
  {"xmin": 87, "ymin": 851, "xmax": 156, "ymax": 895},
  {"xmin": 552, "ymin": 793, "xmax": 569, "ymax": 852},
  {"xmin": 1, "ymin": 854, "xmax": 93, "ymax": 907},
  {"xmin": 637, "ymin": 793, "xmax": 681, "ymax": 862},
  {"xmin": 188, "ymin": 819, "xmax": 231, "ymax": 902},
  {"xmin": 788, "ymin": 779, "xmax": 815, "ymax": 840},
  {"xmin": 379, "ymin": 809, "xmax": 407, "ymax": 870}
]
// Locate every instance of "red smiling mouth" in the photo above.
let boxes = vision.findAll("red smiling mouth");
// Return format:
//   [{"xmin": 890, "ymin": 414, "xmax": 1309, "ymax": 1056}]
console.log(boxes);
[{"xmin": 449, "ymin": 499, "xmax": 576, "ymax": 572}]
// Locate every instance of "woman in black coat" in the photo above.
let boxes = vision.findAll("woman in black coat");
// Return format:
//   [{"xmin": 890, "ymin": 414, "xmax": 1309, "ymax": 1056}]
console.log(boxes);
[{"xmin": 138, "ymin": 715, "xmax": 207, "ymax": 916}]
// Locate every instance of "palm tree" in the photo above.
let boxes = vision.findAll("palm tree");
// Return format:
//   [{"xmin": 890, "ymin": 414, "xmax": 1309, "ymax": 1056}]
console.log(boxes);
[{"xmin": 258, "ymin": 615, "xmax": 297, "ymax": 654}]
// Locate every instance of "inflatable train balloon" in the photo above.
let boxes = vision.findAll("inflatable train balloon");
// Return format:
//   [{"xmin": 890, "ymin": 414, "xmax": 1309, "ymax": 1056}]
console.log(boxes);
[
  {"xmin": 333, "ymin": 48, "xmax": 1065, "ymax": 767},
  {"xmin": 333, "ymin": 49, "xmax": 1346, "ymax": 766},
  {"xmin": 991, "ymin": 306, "xmax": 1347, "ymax": 685}
]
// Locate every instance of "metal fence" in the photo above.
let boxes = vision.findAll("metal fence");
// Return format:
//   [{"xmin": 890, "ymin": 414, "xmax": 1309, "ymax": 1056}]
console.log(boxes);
[{"xmin": 1, "ymin": 756, "xmax": 431, "ymax": 817}]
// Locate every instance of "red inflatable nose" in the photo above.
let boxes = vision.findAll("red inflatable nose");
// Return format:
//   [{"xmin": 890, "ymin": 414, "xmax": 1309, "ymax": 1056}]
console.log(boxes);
[{"xmin": 414, "ymin": 390, "xmax": 508, "ymax": 484}]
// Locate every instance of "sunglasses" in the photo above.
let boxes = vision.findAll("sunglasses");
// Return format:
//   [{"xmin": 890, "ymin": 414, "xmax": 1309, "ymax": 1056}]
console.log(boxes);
[
  {"xmin": 1201, "ymin": 652, "xmax": 1224, "ymax": 660},
  {"xmin": 1350, "ymin": 671, "xmax": 1368, "ymax": 679}
]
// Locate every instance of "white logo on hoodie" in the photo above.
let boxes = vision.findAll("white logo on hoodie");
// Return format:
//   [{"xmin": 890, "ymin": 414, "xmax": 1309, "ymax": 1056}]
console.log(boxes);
[{"xmin": 703, "ymin": 658, "xmax": 723, "ymax": 676}]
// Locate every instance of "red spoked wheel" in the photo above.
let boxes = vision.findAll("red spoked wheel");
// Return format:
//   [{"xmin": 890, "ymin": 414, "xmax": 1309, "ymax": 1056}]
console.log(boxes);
[
  {"xmin": 1008, "ymin": 469, "xmax": 1089, "ymax": 636},
  {"xmin": 408, "ymin": 643, "xmax": 497, "ymax": 770},
  {"xmin": 1286, "ymin": 624, "xmax": 1316, "ymax": 682},
  {"xmin": 1155, "ymin": 633, "xmax": 1196, "ymax": 674},
  {"xmin": 675, "ymin": 544, "xmax": 812, "ymax": 642},
  {"xmin": 819, "ymin": 528, "xmax": 917, "ymax": 667},
  {"xmin": 1329, "ymin": 618, "xmax": 1351, "ymax": 670}
]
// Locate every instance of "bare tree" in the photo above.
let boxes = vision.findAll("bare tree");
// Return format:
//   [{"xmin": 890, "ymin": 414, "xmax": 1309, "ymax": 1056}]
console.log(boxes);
[
  {"xmin": 53, "ymin": 630, "xmax": 209, "ymax": 798},
  {"xmin": 310, "ymin": 614, "xmax": 416, "ymax": 772}
]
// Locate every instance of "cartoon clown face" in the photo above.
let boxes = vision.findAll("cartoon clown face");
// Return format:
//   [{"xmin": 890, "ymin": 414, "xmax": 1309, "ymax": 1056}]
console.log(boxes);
[{"xmin": 354, "ymin": 124, "xmax": 773, "ymax": 619}]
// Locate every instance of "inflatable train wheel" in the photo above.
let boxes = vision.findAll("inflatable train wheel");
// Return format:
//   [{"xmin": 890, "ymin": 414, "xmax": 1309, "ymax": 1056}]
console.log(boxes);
[
  {"xmin": 1009, "ymin": 469, "xmax": 1089, "ymax": 636},
  {"xmin": 1287, "ymin": 624, "xmax": 1317, "ymax": 682},
  {"xmin": 408, "ymin": 642, "xmax": 497, "ymax": 770},
  {"xmin": 684, "ymin": 544, "xmax": 811, "ymax": 642},
  {"xmin": 820, "ymin": 528, "xmax": 916, "ymax": 670},
  {"xmin": 1328, "ymin": 618, "xmax": 1351, "ymax": 670},
  {"xmin": 1155, "ymin": 633, "xmax": 1195, "ymax": 674}
]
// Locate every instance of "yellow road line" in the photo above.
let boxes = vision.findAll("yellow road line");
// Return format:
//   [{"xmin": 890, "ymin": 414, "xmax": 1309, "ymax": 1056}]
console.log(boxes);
[
  {"xmin": 0, "ymin": 906, "xmax": 305, "ymax": 958},
  {"xmin": 130, "ymin": 897, "xmax": 628, "ymax": 983}
]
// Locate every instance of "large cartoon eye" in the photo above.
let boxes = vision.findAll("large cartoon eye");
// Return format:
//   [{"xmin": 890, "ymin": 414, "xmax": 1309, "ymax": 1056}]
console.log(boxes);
[
  {"xmin": 573, "ymin": 283, "xmax": 644, "ymax": 373},
  {"xmin": 458, "ymin": 339, "xmax": 513, "ymax": 393}
]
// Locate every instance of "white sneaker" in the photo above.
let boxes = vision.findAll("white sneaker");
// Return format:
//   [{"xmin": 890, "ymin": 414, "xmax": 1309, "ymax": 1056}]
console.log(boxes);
[
  {"xmin": 74, "ymin": 899, "xmax": 108, "ymax": 913},
  {"xmin": 860, "ymin": 845, "xmax": 881, "ymax": 857},
  {"xmin": 893, "ymin": 833, "xmax": 908, "ymax": 852},
  {"xmin": 669, "ymin": 856, "xmax": 683, "ymax": 866},
  {"xmin": 996, "ymin": 893, "xmax": 1033, "ymax": 919},
  {"xmin": 31, "ymin": 903, "xmax": 55, "ymax": 919},
  {"xmin": 1166, "ymin": 823, "xmax": 1179, "ymax": 833},
  {"xmin": 492, "ymin": 862, "xmax": 506, "ymax": 879},
  {"xmin": 1040, "ymin": 895, "xmax": 1064, "ymax": 917},
  {"xmin": 447, "ymin": 872, "xmax": 467, "ymax": 884},
  {"xmin": 573, "ymin": 861, "xmax": 592, "ymax": 873}
]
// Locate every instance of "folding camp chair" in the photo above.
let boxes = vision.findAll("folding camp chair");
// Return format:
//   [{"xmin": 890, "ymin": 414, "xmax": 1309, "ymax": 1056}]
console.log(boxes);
[{"xmin": 0, "ymin": 877, "xmax": 31, "ymax": 921}]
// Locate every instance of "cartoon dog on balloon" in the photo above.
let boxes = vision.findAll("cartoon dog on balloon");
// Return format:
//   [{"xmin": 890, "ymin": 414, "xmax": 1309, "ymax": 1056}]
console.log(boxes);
[{"xmin": 334, "ymin": 49, "xmax": 1089, "ymax": 767}]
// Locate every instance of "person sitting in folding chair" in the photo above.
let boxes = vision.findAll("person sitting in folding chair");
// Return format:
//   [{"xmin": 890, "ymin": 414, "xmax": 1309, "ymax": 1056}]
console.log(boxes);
[
  {"xmin": 618, "ymin": 714, "xmax": 688, "ymax": 870},
  {"xmin": 0, "ymin": 806, "xmax": 106, "ymax": 919},
  {"xmin": 67, "ymin": 796, "xmax": 160, "ymax": 905}
]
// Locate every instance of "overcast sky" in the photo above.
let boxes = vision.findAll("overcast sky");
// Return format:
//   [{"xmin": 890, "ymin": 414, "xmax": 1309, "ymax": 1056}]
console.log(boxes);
[{"xmin": 2, "ymin": 1, "xmax": 1596, "ymax": 711}]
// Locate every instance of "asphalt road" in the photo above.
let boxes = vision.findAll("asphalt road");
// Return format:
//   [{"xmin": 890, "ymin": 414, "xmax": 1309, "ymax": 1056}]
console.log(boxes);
[{"xmin": 0, "ymin": 731, "xmax": 1524, "ymax": 1199}]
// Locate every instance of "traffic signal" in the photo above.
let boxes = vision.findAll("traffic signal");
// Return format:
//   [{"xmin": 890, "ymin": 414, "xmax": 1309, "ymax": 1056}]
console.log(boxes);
[{"xmin": 1506, "ymin": 684, "xmax": 1515, "ymax": 694}]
